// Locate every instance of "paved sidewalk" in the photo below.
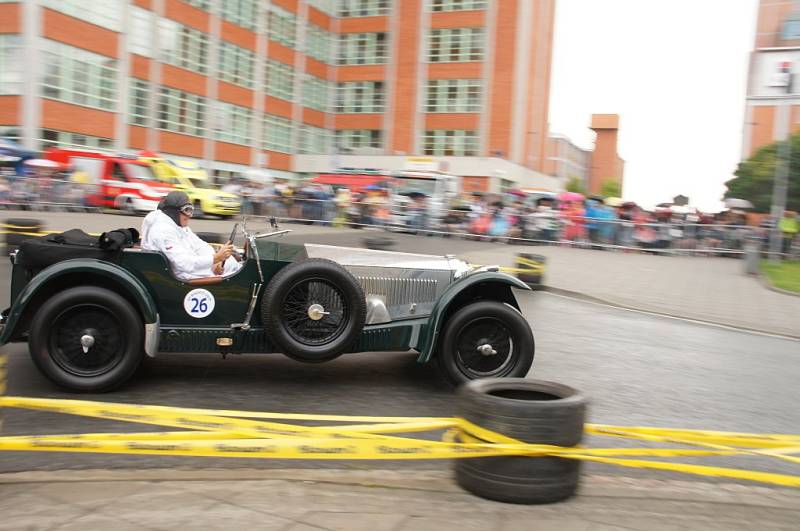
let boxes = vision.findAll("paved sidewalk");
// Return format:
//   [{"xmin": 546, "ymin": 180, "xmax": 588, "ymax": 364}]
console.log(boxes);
[
  {"xmin": 0, "ymin": 469, "xmax": 798, "ymax": 530},
  {"xmin": 462, "ymin": 245, "xmax": 800, "ymax": 338}
]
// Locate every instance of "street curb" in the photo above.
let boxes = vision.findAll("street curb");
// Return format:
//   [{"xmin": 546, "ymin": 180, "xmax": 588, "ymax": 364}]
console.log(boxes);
[
  {"xmin": 756, "ymin": 270, "xmax": 800, "ymax": 298},
  {"xmin": 0, "ymin": 469, "xmax": 797, "ymax": 508},
  {"xmin": 539, "ymin": 285, "xmax": 800, "ymax": 341}
]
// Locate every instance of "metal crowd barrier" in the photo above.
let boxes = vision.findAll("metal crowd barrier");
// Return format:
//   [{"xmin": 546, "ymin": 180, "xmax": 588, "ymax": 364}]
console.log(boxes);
[
  {"xmin": 0, "ymin": 177, "xmax": 97, "ymax": 212},
  {"xmin": 241, "ymin": 195, "xmax": 794, "ymax": 258}
]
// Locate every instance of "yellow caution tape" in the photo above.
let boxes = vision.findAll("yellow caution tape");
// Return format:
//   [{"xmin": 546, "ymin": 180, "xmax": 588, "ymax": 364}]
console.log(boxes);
[
  {"xmin": 467, "ymin": 256, "xmax": 545, "ymax": 276},
  {"xmin": 0, "ymin": 396, "xmax": 798, "ymax": 487}
]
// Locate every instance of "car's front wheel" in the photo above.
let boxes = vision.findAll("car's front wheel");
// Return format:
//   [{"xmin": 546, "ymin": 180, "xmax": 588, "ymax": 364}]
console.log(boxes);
[
  {"xmin": 436, "ymin": 301, "xmax": 534, "ymax": 386},
  {"xmin": 28, "ymin": 286, "xmax": 144, "ymax": 392}
]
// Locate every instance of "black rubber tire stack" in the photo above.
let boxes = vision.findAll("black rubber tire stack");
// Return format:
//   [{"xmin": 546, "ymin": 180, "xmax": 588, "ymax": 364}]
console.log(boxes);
[
  {"xmin": 515, "ymin": 252, "xmax": 546, "ymax": 290},
  {"xmin": 454, "ymin": 378, "xmax": 587, "ymax": 504},
  {"xmin": 4, "ymin": 218, "xmax": 44, "ymax": 254}
]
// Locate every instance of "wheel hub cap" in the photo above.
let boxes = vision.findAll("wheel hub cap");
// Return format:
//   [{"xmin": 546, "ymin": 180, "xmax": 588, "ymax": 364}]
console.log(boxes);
[
  {"xmin": 477, "ymin": 343, "xmax": 497, "ymax": 356},
  {"xmin": 307, "ymin": 303, "xmax": 330, "ymax": 321},
  {"xmin": 80, "ymin": 332, "xmax": 96, "ymax": 354}
]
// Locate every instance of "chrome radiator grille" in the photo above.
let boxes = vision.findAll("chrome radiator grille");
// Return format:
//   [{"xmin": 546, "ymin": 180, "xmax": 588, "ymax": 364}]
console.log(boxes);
[{"xmin": 355, "ymin": 276, "xmax": 438, "ymax": 306}]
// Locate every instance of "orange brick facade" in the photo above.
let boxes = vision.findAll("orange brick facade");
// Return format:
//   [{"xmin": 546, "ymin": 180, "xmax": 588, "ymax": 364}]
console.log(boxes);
[
  {"xmin": 743, "ymin": 0, "xmax": 800, "ymax": 159},
  {"xmin": 4, "ymin": 0, "xmax": 556, "ymax": 185}
]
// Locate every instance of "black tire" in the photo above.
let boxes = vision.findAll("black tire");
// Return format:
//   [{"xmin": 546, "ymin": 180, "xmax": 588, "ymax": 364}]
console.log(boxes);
[
  {"xmin": 459, "ymin": 379, "xmax": 587, "ymax": 447},
  {"xmin": 436, "ymin": 302, "xmax": 534, "ymax": 387},
  {"xmin": 262, "ymin": 258, "xmax": 366, "ymax": 362},
  {"xmin": 195, "ymin": 231, "xmax": 224, "ymax": 244},
  {"xmin": 454, "ymin": 379, "xmax": 587, "ymax": 504},
  {"xmin": 28, "ymin": 286, "xmax": 144, "ymax": 392},
  {"xmin": 455, "ymin": 456, "xmax": 580, "ymax": 505}
]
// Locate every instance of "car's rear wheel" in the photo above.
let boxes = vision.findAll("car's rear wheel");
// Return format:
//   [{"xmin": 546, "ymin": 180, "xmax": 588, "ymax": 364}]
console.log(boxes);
[
  {"xmin": 28, "ymin": 286, "xmax": 143, "ymax": 392},
  {"xmin": 262, "ymin": 259, "xmax": 366, "ymax": 362},
  {"xmin": 436, "ymin": 301, "xmax": 534, "ymax": 386}
]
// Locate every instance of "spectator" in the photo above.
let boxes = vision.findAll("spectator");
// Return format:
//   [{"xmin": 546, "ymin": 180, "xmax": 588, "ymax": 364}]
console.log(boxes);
[
  {"xmin": 779, "ymin": 210, "xmax": 799, "ymax": 257},
  {"xmin": 531, "ymin": 198, "xmax": 559, "ymax": 243},
  {"xmin": 561, "ymin": 200, "xmax": 586, "ymax": 244}
]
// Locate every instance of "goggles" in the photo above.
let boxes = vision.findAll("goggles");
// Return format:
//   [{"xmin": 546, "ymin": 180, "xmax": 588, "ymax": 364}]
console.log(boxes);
[{"xmin": 179, "ymin": 204, "xmax": 195, "ymax": 216}]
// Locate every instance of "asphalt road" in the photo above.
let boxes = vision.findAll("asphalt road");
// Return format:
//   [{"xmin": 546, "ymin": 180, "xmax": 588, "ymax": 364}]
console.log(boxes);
[{"xmin": 0, "ymin": 211, "xmax": 798, "ymax": 481}]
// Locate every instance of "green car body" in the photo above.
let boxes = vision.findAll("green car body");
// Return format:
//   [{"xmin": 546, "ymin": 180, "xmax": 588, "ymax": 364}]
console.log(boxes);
[{"xmin": 0, "ymin": 236, "xmax": 534, "ymax": 389}]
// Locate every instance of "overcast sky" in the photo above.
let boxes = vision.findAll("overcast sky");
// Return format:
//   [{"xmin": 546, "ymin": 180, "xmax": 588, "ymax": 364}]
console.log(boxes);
[{"xmin": 548, "ymin": 0, "xmax": 759, "ymax": 211}]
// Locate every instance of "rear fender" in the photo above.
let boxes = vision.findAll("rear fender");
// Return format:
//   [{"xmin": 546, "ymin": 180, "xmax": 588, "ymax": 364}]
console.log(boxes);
[
  {"xmin": 417, "ymin": 271, "xmax": 530, "ymax": 363},
  {"xmin": 0, "ymin": 259, "xmax": 159, "ymax": 355}
]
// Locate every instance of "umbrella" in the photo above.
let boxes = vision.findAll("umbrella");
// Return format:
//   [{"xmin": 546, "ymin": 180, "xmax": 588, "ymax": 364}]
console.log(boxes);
[
  {"xmin": 24, "ymin": 159, "xmax": 60, "ymax": 170},
  {"xmin": 557, "ymin": 191, "xmax": 584, "ymax": 202},
  {"xmin": 364, "ymin": 184, "xmax": 383, "ymax": 191},
  {"xmin": 724, "ymin": 198, "xmax": 754, "ymax": 209},
  {"xmin": 244, "ymin": 168, "xmax": 273, "ymax": 184},
  {"xmin": 400, "ymin": 189, "xmax": 427, "ymax": 198},
  {"xmin": 670, "ymin": 205, "xmax": 693, "ymax": 214},
  {"xmin": 621, "ymin": 201, "xmax": 637, "ymax": 209},
  {"xmin": 506, "ymin": 188, "xmax": 527, "ymax": 198},
  {"xmin": 605, "ymin": 197, "xmax": 623, "ymax": 207},
  {"xmin": 0, "ymin": 155, "xmax": 20, "ymax": 163}
]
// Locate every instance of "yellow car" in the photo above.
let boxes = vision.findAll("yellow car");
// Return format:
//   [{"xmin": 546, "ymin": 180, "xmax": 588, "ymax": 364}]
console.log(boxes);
[{"xmin": 140, "ymin": 155, "xmax": 241, "ymax": 218}]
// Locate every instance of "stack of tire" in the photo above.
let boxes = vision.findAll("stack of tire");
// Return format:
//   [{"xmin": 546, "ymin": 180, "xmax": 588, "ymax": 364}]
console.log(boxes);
[
  {"xmin": 4, "ymin": 218, "xmax": 44, "ymax": 254},
  {"xmin": 454, "ymin": 378, "xmax": 587, "ymax": 504}
]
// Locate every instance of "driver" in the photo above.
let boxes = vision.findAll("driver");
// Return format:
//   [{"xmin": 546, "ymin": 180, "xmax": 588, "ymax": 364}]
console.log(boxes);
[{"xmin": 141, "ymin": 191, "xmax": 242, "ymax": 280}]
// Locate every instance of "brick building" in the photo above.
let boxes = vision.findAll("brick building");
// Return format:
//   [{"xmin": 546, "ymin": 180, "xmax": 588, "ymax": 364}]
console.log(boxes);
[
  {"xmin": 0, "ymin": 0, "xmax": 560, "ymax": 191},
  {"xmin": 742, "ymin": 0, "xmax": 800, "ymax": 159}
]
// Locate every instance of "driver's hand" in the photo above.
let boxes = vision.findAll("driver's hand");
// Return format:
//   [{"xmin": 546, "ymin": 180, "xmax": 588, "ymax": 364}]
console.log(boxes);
[
  {"xmin": 212, "ymin": 262, "xmax": 224, "ymax": 275},
  {"xmin": 213, "ymin": 243, "xmax": 234, "ymax": 263}
]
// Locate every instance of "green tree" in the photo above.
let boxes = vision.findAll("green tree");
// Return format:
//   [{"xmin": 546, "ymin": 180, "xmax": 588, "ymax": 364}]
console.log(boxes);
[
  {"xmin": 565, "ymin": 176, "xmax": 585, "ymax": 194},
  {"xmin": 725, "ymin": 133, "xmax": 800, "ymax": 212},
  {"xmin": 600, "ymin": 180, "xmax": 621, "ymax": 197}
]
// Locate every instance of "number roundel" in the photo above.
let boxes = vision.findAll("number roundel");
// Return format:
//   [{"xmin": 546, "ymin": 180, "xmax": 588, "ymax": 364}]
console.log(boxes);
[{"xmin": 183, "ymin": 288, "xmax": 215, "ymax": 318}]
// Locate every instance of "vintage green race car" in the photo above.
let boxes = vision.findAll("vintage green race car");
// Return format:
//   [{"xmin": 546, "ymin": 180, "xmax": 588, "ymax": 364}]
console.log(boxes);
[{"xmin": 0, "ymin": 223, "xmax": 535, "ymax": 391}]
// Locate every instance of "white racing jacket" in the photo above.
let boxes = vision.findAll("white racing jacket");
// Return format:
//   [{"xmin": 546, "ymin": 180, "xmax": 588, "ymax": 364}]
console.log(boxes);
[{"xmin": 141, "ymin": 210, "xmax": 239, "ymax": 280}]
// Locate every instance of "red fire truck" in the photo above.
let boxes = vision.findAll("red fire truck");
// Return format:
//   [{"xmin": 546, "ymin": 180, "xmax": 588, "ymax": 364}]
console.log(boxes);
[{"xmin": 46, "ymin": 148, "xmax": 173, "ymax": 212}]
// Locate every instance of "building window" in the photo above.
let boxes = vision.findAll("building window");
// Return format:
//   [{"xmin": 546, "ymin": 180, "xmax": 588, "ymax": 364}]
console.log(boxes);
[
  {"xmin": 335, "ymin": 129, "xmax": 383, "ymax": 151},
  {"xmin": 159, "ymin": 19, "xmax": 209, "ymax": 75},
  {"xmin": 430, "ymin": 0, "xmax": 487, "ymax": 12},
  {"xmin": 262, "ymin": 114, "xmax": 293, "ymax": 153},
  {"xmin": 221, "ymin": 0, "xmax": 257, "ymax": 30},
  {"xmin": 302, "ymin": 74, "xmax": 331, "ymax": 112},
  {"xmin": 429, "ymin": 28, "xmax": 484, "ymax": 62},
  {"xmin": 335, "ymin": 81, "xmax": 384, "ymax": 113},
  {"xmin": 338, "ymin": 32, "xmax": 388, "ymax": 65},
  {"xmin": 40, "ymin": 40, "xmax": 117, "ymax": 111},
  {"xmin": 426, "ymin": 79, "xmax": 482, "ymax": 112},
  {"xmin": 269, "ymin": 7, "xmax": 297, "ymax": 49},
  {"xmin": 157, "ymin": 86, "xmax": 206, "ymax": 136},
  {"xmin": 265, "ymin": 60, "xmax": 294, "ymax": 101},
  {"xmin": 783, "ymin": 16, "xmax": 800, "ymax": 40},
  {"xmin": 306, "ymin": 23, "xmax": 334, "ymax": 64},
  {"xmin": 423, "ymin": 130, "xmax": 478, "ymax": 156},
  {"xmin": 130, "ymin": 7, "xmax": 155, "ymax": 57},
  {"xmin": 307, "ymin": 0, "xmax": 337, "ymax": 16},
  {"xmin": 129, "ymin": 78, "xmax": 150, "ymax": 126},
  {"xmin": 339, "ymin": 0, "xmax": 391, "ymax": 17},
  {"xmin": 0, "ymin": 126, "xmax": 21, "ymax": 143},
  {"xmin": 39, "ymin": 129, "xmax": 113, "ymax": 150},
  {"xmin": 298, "ymin": 124, "xmax": 332, "ymax": 154},
  {"xmin": 0, "ymin": 35, "xmax": 22, "ymax": 95},
  {"xmin": 43, "ymin": 0, "xmax": 122, "ymax": 31},
  {"xmin": 215, "ymin": 102, "xmax": 252, "ymax": 145},
  {"xmin": 184, "ymin": 0, "xmax": 210, "ymax": 10},
  {"xmin": 218, "ymin": 41, "xmax": 255, "ymax": 88}
]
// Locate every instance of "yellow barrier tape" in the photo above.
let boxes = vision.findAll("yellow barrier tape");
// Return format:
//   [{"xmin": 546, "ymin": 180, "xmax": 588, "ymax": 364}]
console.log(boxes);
[
  {"xmin": 467, "ymin": 256, "xmax": 545, "ymax": 276},
  {"xmin": 0, "ymin": 396, "xmax": 798, "ymax": 487}
]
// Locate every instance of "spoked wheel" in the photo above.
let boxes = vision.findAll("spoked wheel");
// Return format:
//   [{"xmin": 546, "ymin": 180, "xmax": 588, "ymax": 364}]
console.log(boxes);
[
  {"xmin": 29, "ymin": 286, "xmax": 144, "ymax": 392},
  {"xmin": 263, "ymin": 259, "xmax": 366, "ymax": 362},
  {"xmin": 436, "ymin": 301, "xmax": 534, "ymax": 387},
  {"xmin": 283, "ymin": 277, "xmax": 349, "ymax": 346}
]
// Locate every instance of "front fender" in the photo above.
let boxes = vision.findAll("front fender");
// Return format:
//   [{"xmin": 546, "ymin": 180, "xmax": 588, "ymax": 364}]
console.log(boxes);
[
  {"xmin": 417, "ymin": 271, "xmax": 530, "ymax": 363},
  {"xmin": 0, "ymin": 259, "xmax": 159, "ymax": 347}
]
